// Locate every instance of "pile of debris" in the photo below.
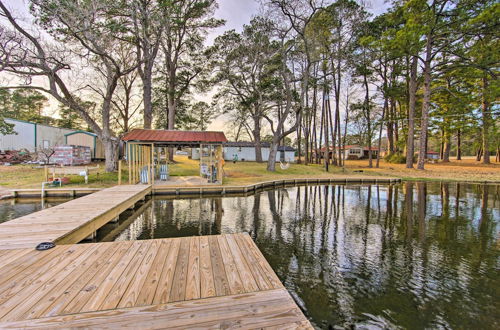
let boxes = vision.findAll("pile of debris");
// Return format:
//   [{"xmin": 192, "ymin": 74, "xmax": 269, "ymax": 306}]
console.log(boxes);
[{"xmin": 0, "ymin": 149, "xmax": 33, "ymax": 165}]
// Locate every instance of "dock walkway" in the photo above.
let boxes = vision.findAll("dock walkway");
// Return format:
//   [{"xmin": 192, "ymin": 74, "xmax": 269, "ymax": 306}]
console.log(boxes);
[
  {"xmin": 0, "ymin": 185, "xmax": 151, "ymax": 250},
  {"xmin": 0, "ymin": 234, "xmax": 311, "ymax": 329}
]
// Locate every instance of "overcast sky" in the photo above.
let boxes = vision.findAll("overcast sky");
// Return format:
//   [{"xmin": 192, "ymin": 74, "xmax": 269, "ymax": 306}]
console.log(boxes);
[{"xmin": 209, "ymin": 0, "xmax": 390, "ymax": 43}]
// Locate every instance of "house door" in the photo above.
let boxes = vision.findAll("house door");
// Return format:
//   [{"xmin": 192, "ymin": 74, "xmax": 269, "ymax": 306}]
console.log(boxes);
[{"xmin": 280, "ymin": 150, "xmax": 285, "ymax": 162}]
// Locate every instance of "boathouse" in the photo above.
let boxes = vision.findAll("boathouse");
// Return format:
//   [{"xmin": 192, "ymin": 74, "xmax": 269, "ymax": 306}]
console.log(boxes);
[{"xmin": 122, "ymin": 129, "xmax": 227, "ymax": 185}]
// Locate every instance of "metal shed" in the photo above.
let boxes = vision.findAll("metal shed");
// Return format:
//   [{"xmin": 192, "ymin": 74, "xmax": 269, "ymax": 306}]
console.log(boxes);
[
  {"xmin": 36, "ymin": 123, "xmax": 74, "ymax": 149},
  {"xmin": 0, "ymin": 118, "xmax": 75, "ymax": 152},
  {"xmin": 64, "ymin": 131, "xmax": 105, "ymax": 159}
]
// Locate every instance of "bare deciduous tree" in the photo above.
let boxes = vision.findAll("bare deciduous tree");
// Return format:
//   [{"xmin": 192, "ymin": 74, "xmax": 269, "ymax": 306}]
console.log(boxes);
[{"xmin": 0, "ymin": 0, "xmax": 139, "ymax": 171}]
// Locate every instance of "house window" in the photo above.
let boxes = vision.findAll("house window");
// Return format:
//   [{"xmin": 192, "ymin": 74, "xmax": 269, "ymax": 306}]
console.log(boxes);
[
  {"xmin": 42, "ymin": 140, "xmax": 50, "ymax": 149},
  {"xmin": 349, "ymin": 149, "xmax": 359, "ymax": 154}
]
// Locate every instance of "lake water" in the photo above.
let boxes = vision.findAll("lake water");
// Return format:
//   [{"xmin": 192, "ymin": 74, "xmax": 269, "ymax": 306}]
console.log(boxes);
[
  {"xmin": 1, "ymin": 182, "xmax": 498, "ymax": 328},
  {"xmin": 0, "ymin": 198, "xmax": 69, "ymax": 223}
]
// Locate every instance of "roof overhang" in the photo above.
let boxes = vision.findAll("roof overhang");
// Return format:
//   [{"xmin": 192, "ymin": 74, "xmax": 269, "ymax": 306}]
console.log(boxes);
[{"xmin": 122, "ymin": 129, "xmax": 227, "ymax": 145}]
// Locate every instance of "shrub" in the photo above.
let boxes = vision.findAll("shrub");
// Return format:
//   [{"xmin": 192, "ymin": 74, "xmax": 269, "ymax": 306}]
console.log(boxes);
[{"xmin": 385, "ymin": 153, "xmax": 407, "ymax": 164}]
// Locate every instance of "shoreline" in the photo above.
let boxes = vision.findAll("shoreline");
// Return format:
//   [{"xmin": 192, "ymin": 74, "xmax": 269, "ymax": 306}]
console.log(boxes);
[{"xmin": 2, "ymin": 175, "xmax": 499, "ymax": 200}]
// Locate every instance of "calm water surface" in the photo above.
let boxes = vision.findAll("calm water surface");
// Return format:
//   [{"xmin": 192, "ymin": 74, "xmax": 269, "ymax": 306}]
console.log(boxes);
[
  {"xmin": 96, "ymin": 182, "xmax": 500, "ymax": 329},
  {"xmin": 0, "ymin": 198, "xmax": 69, "ymax": 223},
  {"xmin": 2, "ymin": 182, "xmax": 498, "ymax": 329}
]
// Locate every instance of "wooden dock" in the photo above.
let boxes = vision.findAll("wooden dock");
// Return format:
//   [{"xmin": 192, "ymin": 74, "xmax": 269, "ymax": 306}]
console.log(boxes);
[
  {"xmin": 0, "ymin": 234, "xmax": 311, "ymax": 329},
  {"xmin": 0, "ymin": 185, "xmax": 151, "ymax": 250},
  {"xmin": 5, "ymin": 176, "xmax": 401, "ymax": 199}
]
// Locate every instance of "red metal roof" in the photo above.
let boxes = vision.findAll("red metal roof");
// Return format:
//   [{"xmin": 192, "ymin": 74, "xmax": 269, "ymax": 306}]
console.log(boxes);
[{"xmin": 122, "ymin": 129, "xmax": 227, "ymax": 143}]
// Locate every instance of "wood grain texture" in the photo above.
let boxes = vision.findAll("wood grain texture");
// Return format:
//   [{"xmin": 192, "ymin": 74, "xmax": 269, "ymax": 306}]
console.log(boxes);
[
  {"xmin": 152, "ymin": 238, "xmax": 180, "ymax": 304},
  {"xmin": 208, "ymin": 235, "xmax": 231, "ymax": 296},
  {"xmin": 185, "ymin": 236, "xmax": 200, "ymax": 300},
  {"xmin": 0, "ymin": 185, "xmax": 151, "ymax": 250},
  {"xmin": 199, "ymin": 235, "xmax": 216, "ymax": 298},
  {"xmin": 0, "ymin": 234, "xmax": 311, "ymax": 328},
  {"xmin": 217, "ymin": 235, "xmax": 245, "ymax": 295},
  {"xmin": 168, "ymin": 237, "xmax": 190, "ymax": 302},
  {"xmin": 0, "ymin": 289, "xmax": 312, "ymax": 329},
  {"xmin": 135, "ymin": 239, "xmax": 171, "ymax": 306}
]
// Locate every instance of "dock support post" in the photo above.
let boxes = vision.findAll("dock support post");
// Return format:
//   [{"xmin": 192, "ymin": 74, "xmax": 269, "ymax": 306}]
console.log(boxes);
[
  {"xmin": 44, "ymin": 165, "xmax": 49, "ymax": 182},
  {"xmin": 86, "ymin": 231, "xmax": 97, "ymax": 240}
]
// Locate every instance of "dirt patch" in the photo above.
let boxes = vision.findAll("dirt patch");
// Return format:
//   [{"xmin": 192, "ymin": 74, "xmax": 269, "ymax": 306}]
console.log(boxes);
[{"xmin": 344, "ymin": 158, "xmax": 500, "ymax": 182}]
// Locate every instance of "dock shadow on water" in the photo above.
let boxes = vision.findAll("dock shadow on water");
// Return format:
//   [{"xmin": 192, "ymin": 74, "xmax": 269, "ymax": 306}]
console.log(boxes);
[{"xmin": 97, "ymin": 182, "xmax": 496, "ymax": 329}]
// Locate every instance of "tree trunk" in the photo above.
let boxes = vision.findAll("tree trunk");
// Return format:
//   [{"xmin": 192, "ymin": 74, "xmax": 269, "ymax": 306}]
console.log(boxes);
[
  {"xmin": 376, "ymin": 96, "xmax": 387, "ymax": 168},
  {"xmin": 333, "ymin": 58, "xmax": 342, "ymax": 167},
  {"xmin": 142, "ymin": 65, "xmax": 153, "ymax": 129},
  {"xmin": 167, "ymin": 96, "xmax": 176, "ymax": 162},
  {"xmin": 394, "ymin": 119, "xmax": 399, "ymax": 153},
  {"xmin": 417, "ymin": 36, "xmax": 432, "ymax": 170},
  {"xmin": 406, "ymin": 56, "xmax": 418, "ymax": 168},
  {"xmin": 343, "ymin": 90, "xmax": 349, "ymax": 167},
  {"xmin": 311, "ymin": 79, "xmax": 318, "ymax": 165},
  {"xmin": 102, "ymin": 137, "xmax": 118, "ymax": 172},
  {"xmin": 443, "ymin": 129, "xmax": 451, "ymax": 162},
  {"xmin": 296, "ymin": 119, "xmax": 302, "ymax": 164},
  {"xmin": 328, "ymin": 97, "xmax": 337, "ymax": 166},
  {"xmin": 253, "ymin": 118, "xmax": 263, "ymax": 162},
  {"xmin": 440, "ymin": 129, "xmax": 444, "ymax": 160},
  {"xmin": 481, "ymin": 75, "xmax": 491, "ymax": 164},
  {"xmin": 387, "ymin": 98, "xmax": 395, "ymax": 156},
  {"xmin": 362, "ymin": 66, "xmax": 372, "ymax": 168},
  {"xmin": 323, "ymin": 90, "xmax": 329, "ymax": 171},
  {"xmin": 456, "ymin": 129, "xmax": 462, "ymax": 160},
  {"xmin": 335, "ymin": 97, "xmax": 342, "ymax": 167},
  {"xmin": 304, "ymin": 123, "xmax": 309, "ymax": 165},
  {"xmin": 266, "ymin": 141, "xmax": 279, "ymax": 171},
  {"xmin": 167, "ymin": 96, "xmax": 176, "ymax": 130}
]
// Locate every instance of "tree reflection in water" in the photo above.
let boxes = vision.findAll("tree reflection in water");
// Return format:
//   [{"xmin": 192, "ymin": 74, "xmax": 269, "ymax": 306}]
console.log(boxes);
[{"xmin": 104, "ymin": 182, "xmax": 499, "ymax": 329}]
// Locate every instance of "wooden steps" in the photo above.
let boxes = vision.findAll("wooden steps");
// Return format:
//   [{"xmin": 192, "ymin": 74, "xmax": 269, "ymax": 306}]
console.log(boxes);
[
  {"xmin": 0, "ymin": 185, "xmax": 151, "ymax": 250},
  {"xmin": 0, "ymin": 234, "xmax": 311, "ymax": 329}
]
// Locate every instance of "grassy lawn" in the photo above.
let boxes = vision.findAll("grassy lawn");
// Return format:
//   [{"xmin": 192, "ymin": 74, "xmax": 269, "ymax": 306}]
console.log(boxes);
[
  {"xmin": 343, "ymin": 157, "xmax": 500, "ymax": 183},
  {"xmin": 0, "ymin": 163, "xmax": 123, "ymax": 189},
  {"xmin": 0, "ymin": 156, "xmax": 498, "ymax": 191}
]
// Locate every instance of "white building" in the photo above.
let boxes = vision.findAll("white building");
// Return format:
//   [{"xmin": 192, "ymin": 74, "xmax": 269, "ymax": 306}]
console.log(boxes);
[
  {"xmin": 191, "ymin": 142, "xmax": 296, "ymax": 162},
  {"xmin": 0, "ymin": 118, "xmax": 76, "ymax": 152}
]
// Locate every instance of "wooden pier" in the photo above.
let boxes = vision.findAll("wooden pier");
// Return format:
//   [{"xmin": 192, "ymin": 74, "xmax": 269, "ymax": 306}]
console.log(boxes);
[
  {"xmin": 5, "ymin": 176, "xmax": 401, "ymax": 199},
  {"xmin": 0, "ymin": 185, "xmax": 151, "ymax": 250},
  {"xmin": 0, "ymin": 234, "xmax": 311, "ymax": 329}
]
